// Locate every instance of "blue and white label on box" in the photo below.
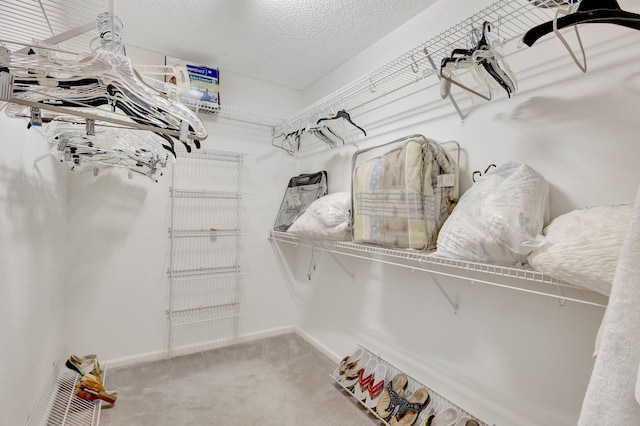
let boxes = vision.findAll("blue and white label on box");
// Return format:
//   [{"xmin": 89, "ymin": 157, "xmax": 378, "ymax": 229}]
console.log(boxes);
[{"xmin": 177, "ymin": 64, "xmax": 219, "ymax": 105}]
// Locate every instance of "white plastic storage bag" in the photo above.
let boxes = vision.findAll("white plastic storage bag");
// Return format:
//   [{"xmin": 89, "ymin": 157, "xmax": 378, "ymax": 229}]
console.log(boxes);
[
  {"xmin": 287, "ymin": 192, "xmax": 351, "ymax": 241},
  {"xmin": 435, "ymin": 162, "xmax": 549, "ymax": 266}
]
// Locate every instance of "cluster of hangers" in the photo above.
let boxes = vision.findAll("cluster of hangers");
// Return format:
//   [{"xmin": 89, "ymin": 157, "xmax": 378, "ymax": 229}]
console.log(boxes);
[
  {"xmin": 0, "ymin": 11, "xmax": 207, "ymax": 180},
  {"xmin": 439, "ymin": 21, "xmax": 517, "ymax": 101},
  {"xmin": 272, "ymin": 109, "xmax": 366, "ymax": 155},
  {"xmin": 524, "ymin": 0, "xmax": 640, "ymax": 73},
  {"xmin": 436, "ymin": 0, "xmax": 639, "ymax": 102},
  {"xmin": 42, "ymin": 120, "xmax": 171, "ymax": 181}
]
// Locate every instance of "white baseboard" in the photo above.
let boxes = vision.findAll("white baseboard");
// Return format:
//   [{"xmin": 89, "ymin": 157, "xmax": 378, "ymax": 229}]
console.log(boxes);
[
  {"xmin": 237, "ymin": 325, "xmax": 294, "ymax": 344},
  {"xmin": 293, "ymin": 326, "xmax": 341, "ymax": 363},
  {"xmin": 104, "ymin": 325, "xmax": 295, "ymax": 369}
]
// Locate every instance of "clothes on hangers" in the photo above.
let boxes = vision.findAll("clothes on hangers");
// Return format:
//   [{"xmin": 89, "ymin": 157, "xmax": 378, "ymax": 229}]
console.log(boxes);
[
  {"xmin": 439, "ymin": 22, "xmax": 517, "ymax": 100},
  {"xmin": 523, "ymin": 0, "xmax": 640, "ymax": 47}
]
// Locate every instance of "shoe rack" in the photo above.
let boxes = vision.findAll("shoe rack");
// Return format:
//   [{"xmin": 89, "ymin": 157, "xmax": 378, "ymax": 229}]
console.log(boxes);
[
  {"xmin": 167, "ymin": 149, "xmax": 246, "ymax": 358},
  {"xmin": 26, "ymin": 354, "xmax": 106, "ymax": 426},
  {"xmin": 331, "ymin": 345, "xmax": 487, "ymax": 426}
]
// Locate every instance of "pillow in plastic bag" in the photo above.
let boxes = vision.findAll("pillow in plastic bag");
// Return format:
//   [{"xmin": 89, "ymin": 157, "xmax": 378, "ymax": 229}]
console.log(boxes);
[
  {"xmin": 287, "ymin": 192, "xmax": 351, "ymax": 241},
  {"xmin": 528, "ymin": 204, "xmax": 632, "ymax": 295},
  {"xmin": 435, "ymin": 162, "xmax": 549, "ymax": 265}
]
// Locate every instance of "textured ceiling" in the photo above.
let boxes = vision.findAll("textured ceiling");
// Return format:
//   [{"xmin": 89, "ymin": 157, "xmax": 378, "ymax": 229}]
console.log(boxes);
[
  {"xmin": 0, "ymin": 0, "xmax": 439, "ymax": 90},
  {"xmin": 115, "ymin": 0, "xmax": 440, "ymax": 90}
]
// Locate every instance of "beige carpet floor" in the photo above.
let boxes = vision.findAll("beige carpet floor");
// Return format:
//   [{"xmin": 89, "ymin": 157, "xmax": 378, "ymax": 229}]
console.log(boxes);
[{"xmin": 100, "ymin": 333, "xmax": 378, "ymax": 426}]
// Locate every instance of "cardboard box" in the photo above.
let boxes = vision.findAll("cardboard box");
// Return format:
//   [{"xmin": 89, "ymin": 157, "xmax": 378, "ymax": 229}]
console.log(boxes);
[{"xmin": 174, "ymin": 64, "xmax": 219, "ymax": 106}]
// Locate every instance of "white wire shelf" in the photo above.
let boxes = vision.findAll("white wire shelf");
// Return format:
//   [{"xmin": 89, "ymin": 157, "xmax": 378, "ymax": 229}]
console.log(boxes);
[
  {"xmin": 178, "ymin": 149, "xmax": 244, "ymax": 162},
  {"xmin": 27, "ymin": 354, "xmax": 107, "ymax": 426},
  {"xmin": 172, "ymin": 189, "xmax": 242, "ymax": 199},
  {"xmin": 169, "ymin": 303, "xmax": 241, "ymax": 326},
  {"xmin": 176, "ymin": 100, "xmax": 284, "ymax": 128},
  {"xmin": 169, "ymin": 228, "xmax": 243, "ymax": 238},
  {"xmin": 168, "ymin": 265, "xmax": 242, "ymax": 279},
  {"xmin": 332, "ymin": 344, "xmax": 487, "ymax": 426},
  {"xmin": 273, "ymin": 0, "xmax": 579, "ymax": 137},
  {"xmin": 268, "ymin": 230, "xmax": 608, "ymax": 308}
]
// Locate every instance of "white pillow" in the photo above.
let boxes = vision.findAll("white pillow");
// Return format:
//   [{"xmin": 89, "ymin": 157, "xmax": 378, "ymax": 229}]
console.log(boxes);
[
  {"xmin": 528, "ymin": 204, "xmax": 632, "ymax": 296},
  {"xmin": 435, "ymin": 162, "xmax": 549, "ymax": 266},
  {"xmin": 287, "ymin": 192, "xmax": 351, "ymax": 241}
]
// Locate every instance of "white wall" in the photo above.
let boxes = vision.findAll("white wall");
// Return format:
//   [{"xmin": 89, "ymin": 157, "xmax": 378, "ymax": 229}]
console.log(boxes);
[
  {"xmin": 61, "ymin": 49, "xmax": 303, "ymax": 366},
  {"xmin": 283, "ymin": 1, "xmax": 640, "ymax": 425},
  {"xmin": 0, "ymin": 45, "xmax": 302, "ymax": 422},
  {"xmin": 0, "ymin": 118, "xmax": 68, "ymax": 425}
]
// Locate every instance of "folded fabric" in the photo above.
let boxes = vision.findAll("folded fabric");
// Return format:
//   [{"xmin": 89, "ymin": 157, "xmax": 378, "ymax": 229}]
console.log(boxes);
[
  {"xmin": 287, "ymin": 192, "xmax": 351, "ymax": 241},
  {"xmin": 528, "ymin": 204, "xmax": 632, "ymax": 295}
]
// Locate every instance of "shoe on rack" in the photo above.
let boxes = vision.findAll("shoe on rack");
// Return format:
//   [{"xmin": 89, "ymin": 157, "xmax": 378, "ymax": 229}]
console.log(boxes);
[
  {"xmin": 74, "ymin": 373, "xmax": 117, "ymax": 406},
  {"xmin": 376, "ymin": 373, "xmax": 408, "ymax": 420},
  {"xmin": 333, "ymin": 348, "xmax": 363, "ymax": 382},
  {"xmin": 390, "ymin": 387, "xmax": 430, "ymax": 426},
  {"xmin": 66, "ymin": 354, "xmax": 103, "ymax": 377},
  {"xmin": 353, "ymin": 357, "xmax": 377, "ymax": 400},
  {"xmin": 454, "ymin": 418, "xmax": 480, "ymax": 426},
  {"xmin": 426, "ymin": 407, "xmax": 460, "ymax": 426},
  {"xmin": 364, "ymin": 363, "xmax": 387, "ymax": 410},
  {"xmin": 343, "ymin": 352, "xmax": 371, "ymax": 391}
]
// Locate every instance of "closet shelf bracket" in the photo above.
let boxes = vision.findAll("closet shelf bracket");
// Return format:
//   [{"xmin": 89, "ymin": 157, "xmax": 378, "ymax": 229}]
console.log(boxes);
[
  {"xmin": 33, "ymin": 151, "xmax": 51, "ymax": 169},
  {"xmin": 322, "ymin": 245, "xmax": 355, "ymax": 280},
  {"xmin": 428, "ymin": 272, "xmax": 459, "ymax": 314},
  {"xmin": 424, "ymin": 47, "xmax": 466, "ymax": 124}
]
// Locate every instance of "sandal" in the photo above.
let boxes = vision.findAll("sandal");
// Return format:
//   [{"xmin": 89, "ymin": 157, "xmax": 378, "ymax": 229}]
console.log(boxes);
[
  {"xmin": 66, "ymin": 354, "xmax": 103, "ymax": 377},
  {"xmin": 353, "ymin": 357, "xmax": 378, "ymax": 401},
  {"xmin": 364, "ymin": 362, "xmax": 387, "ymax": 409},
  {"xmin": 390, "ymin": 387, "xmax": 430, "ymax": 426},
  {"xmin": 74, "ymin": 373, "xmax": 117, "ymax": 406},
  {"xmin": 428, "ymin": 407, "xmax": 460, "ymax": 426},
  {"xmin": 455, "ymin": 418, "xmax": 480, "ymax": 426},
  {"xmin": 343, "ymin": 352, "xmax": 371, "ymax": 390},
  {"xmin": 333, "ymin": 348, "xmax": 363, "ymax": 382},
  {"xmin": 375, "ymin": 373, "xmax": 408, "ymax": 419}
]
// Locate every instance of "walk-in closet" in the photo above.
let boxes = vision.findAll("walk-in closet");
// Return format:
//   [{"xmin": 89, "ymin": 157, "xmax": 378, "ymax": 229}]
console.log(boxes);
[{"xmin": 2, "ymin": 0, "xmax": 640, "ymax": 425}]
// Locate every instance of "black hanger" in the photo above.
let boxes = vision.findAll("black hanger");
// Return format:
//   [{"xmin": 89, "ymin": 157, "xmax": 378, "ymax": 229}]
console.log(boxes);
[
  {"xmin": 15, "ymin": 77, "xmax": 187, "ymax": 156},
  {"xmin": 474, "ymin": 22, "xmax": 513, "ymax": 97},
  {"xmin": 523, "ymin": 0, "xmax": 640, "ymax": 47},
  {"xmin": 472, "ymin": 163, "xmax": 497, "ymax": 182},
  {"xmin": 442, "ymin": 22, "xmax": 513, "ymax": 98},
  {"xmin": 316, "ymin": 109, "xmax": 366, "ymax": 136}
]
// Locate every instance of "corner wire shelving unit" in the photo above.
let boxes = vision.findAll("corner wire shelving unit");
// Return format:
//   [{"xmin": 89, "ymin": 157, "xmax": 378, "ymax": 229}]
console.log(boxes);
[
  {"xmin": 26, "ymin": 354, "xmax": 107, "ymax": 426},
  {"xmin": 167, "ymin": 149, "xmax": 248, "ymax": 358},
  {"xmin": 272, "ymin": 0, "xmax": 580, "ymax": 139},
  {"xmin": 332, "ymin": 345, "xmax": 487, "ymax": 426},
  {"xmin": 268, "ymin": 230, "xmax": 608, "ymax": 309},
  {"xmin": 179, "ymin": 102, "xmax": 284, "ymax": 128}
]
